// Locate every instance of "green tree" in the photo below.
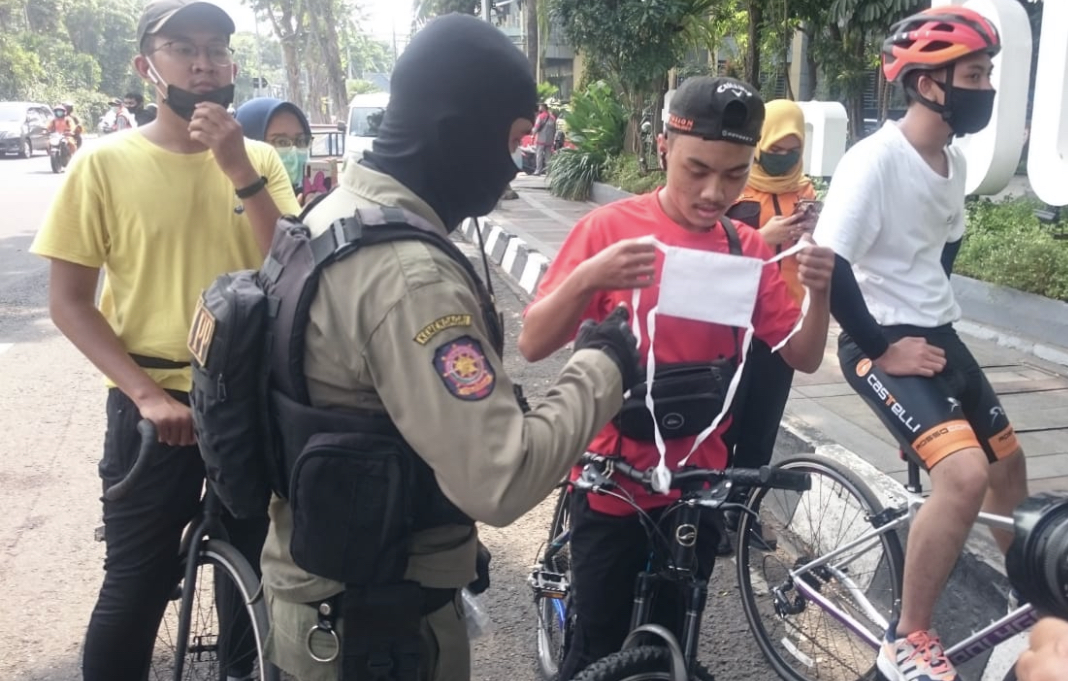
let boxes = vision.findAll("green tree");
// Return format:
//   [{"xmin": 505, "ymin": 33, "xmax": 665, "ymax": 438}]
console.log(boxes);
[{"xmin": 551, "ymin": 0, "xmax": 719, "ymax": 151}]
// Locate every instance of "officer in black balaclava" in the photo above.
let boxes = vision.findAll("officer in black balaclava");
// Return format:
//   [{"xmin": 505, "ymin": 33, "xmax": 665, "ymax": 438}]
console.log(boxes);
[{"xmin": 259, "ymin": 12, "xmax": 640, "ymax": 681}]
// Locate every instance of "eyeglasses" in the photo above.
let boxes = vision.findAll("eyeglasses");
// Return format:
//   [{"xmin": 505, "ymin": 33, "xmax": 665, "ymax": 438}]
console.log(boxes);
[
  {"xmin": 269, "ymin": 135, "xmax": 313, "ymax": 150},
  {"xmin": 152, "ymin": 40, "xmax": 234, "ymax": 68}
]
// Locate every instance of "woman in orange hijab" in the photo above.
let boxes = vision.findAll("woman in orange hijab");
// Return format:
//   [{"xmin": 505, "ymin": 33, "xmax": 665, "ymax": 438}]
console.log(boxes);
[{"xmin": 725, "ymin": 100, "xmax": 818, "ymax": 540}]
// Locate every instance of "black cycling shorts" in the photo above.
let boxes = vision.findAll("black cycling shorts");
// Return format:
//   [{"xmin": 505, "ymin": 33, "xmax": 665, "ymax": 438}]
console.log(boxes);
[{"xmin": 838, "ymin": 324, "xmax": 1020, "ymax": 469}]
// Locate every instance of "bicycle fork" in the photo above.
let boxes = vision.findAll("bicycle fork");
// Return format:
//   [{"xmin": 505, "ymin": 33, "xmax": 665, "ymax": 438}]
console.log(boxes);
[{"xmin": 628, "ymin": 503, "xmax": 710, "ymax": 669}]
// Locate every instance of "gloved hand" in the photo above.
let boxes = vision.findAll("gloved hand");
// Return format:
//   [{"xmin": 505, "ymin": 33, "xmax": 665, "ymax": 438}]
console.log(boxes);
[{"xmin": 574, "ymin": 305, "xmax": 641, "ymax": 393}]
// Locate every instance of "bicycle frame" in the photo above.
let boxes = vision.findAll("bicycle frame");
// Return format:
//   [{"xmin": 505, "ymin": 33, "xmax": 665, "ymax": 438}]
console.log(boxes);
[{"xmin": 776, "ymin": 483, "xmax": 1038, "ymax": 665}]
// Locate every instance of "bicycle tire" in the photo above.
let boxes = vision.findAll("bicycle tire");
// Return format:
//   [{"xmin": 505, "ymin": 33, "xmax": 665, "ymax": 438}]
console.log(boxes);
[
  {"xmin": 571, "ymin": 645, "xmax": 715, "ymax": 681},
  {"xmin": 736, "ymin": 453, "xmax": 905, "ymax": 681},
  {"xmin": 152, "ymin": 539, "xmax": 279, "ymax": 681},
  {"xmin": 535, "ymin": 484, "xmax": 573, "ymax": 680}
]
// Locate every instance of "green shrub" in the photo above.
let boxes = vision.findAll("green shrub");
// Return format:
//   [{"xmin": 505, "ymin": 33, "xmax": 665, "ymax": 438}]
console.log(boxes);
[
  {"xmin": 548, "ymin": 149, "xmax": 605, "ymax": 201},
  {"xmin": 547, "ymin": 81, "xmax": 628, "ymax": 201},
  {"xmin": 957, "ymin": 197, "xmax": 1068, "ymax": 302},
  {"xmin": 562, "ymin": 80, "xmax": 627, "ymax": 157},
  {"xmin": 601, "ymin": 154, "xmax": 664, "ymax": 195}
]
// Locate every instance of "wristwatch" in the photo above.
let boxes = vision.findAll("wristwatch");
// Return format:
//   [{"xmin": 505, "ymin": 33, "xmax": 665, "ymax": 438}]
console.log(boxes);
[{"xmin": 235, "ymin": 175, "xmax": 268, "ymax": 199}]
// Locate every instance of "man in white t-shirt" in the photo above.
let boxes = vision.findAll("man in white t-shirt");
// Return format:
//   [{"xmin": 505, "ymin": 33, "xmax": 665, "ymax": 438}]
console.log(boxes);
[{"xmin": 813, "ymin": 8, "xmax": 1027, "ymax": 681}]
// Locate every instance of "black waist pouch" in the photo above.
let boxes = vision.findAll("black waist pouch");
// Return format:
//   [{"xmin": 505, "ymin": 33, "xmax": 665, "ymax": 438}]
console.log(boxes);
[
  {"xmin": 615, "ymin": 360, "xmax": 736, "ymax": 442},
  {"xmin": 289, "ymin": 432, "xmax": 414, "ymax": 585}
]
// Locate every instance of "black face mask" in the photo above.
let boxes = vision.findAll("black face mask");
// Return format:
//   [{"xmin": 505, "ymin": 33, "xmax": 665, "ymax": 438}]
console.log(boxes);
[
  {"xmin": 162, "ymin": 83, "xmax": 234, "ymax": 121},
  {"xmin": 148, "ymin": 60, "xmax": 234, "ymax": 121},
  {"xmin": 933, "ymin": 80, "xmax": 996, "ymax": 137},
  {"xmin": 360, "ymin": 14, "xmax": 537, "ymax": 232},
  {"xmin": 910, "ymin": 65, "xmax": 996, "ymax": 138}
]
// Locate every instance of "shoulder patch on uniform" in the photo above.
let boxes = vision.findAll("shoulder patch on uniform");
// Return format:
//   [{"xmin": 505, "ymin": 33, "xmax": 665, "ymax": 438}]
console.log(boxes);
[
  {"xmin": 433, "ymin": 335, "xmax": 495, "ymax": 401},
  {"xmin": 414, "ymin": 314, "xmax": 473, "ymax": 345}
]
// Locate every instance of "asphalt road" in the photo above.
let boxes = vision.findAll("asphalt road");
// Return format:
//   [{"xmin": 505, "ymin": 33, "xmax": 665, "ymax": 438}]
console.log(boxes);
[{"xmin": 0, "ymin": 147, "xmax": 782, "ymax": 680}]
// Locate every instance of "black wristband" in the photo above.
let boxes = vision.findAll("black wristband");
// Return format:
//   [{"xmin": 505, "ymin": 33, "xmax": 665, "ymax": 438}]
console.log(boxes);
[{"xmin": 235, "ymin": 175, "xmax": 268, "ymax": 199}]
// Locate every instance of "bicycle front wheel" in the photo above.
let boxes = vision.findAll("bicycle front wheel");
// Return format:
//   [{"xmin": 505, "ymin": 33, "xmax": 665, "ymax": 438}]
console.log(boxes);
[
  {"xmin": 534, "ymin": 484, "xmax": 573, "ymax": 680},
  {"xmin": 571, "ymin": 646, "xmax": 714, "ymax": 681},
  {"xmin": 736, "ymin": 454, "xmax": 904, "ymax": 681},
  {"xmin": 152, "ymin": 539, "xmax": 278, "ymax": 681}
]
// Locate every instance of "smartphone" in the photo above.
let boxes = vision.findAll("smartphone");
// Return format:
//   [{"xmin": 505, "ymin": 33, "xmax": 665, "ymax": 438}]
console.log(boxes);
[{"xmin": 794, "ymin": 199, "xmax": 823, "ymax": 219}]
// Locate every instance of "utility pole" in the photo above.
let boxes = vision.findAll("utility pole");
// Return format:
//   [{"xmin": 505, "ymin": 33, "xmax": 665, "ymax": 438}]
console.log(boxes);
[
  {"xmin": 253, "ymin": 9, "xmax": 263, "ymax": 98},
  {"xmin": 482, "ymin": 0, "xmax": 491, "ymax": 23}
]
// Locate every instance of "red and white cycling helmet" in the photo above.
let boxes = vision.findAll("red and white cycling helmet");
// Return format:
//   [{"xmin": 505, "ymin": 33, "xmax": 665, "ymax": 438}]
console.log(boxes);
[{"xmin": 882, "ymin": 6, "xmax": 1001, "ymax": 83}]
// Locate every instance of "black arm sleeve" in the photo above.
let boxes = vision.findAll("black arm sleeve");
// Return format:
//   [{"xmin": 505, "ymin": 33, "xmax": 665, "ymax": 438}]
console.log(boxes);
[
  {"xmin": 941, "ymin": 239, "xmax": 962, "ymax": 278},
  {"xmin": 830, "ymin": 254, "xmax": 890, "ymax": 360}
]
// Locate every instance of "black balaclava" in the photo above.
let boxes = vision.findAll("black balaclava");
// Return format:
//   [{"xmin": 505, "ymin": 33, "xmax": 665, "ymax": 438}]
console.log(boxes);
[{"xmin": 362, "ymin": 14, "xmax": 537, "ymax": 231}]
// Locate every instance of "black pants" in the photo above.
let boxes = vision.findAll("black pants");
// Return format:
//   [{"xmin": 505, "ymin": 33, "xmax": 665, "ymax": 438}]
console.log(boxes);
[
  {"xmin": 557, "ymin": 493, "xmax": 720, "ymax": 681},
  {"xmin": 83, "ymin": 389, "xmax": 269, "ymax": 681},
  {"xmin": 729, "ymin": 339, "xmax": 795, "ymax": 470}
]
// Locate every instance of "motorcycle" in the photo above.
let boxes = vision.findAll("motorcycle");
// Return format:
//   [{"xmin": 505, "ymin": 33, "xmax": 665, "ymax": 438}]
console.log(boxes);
[{"xmin": 49, "ymin": 132, "xmax": 74, "ymax": 173}]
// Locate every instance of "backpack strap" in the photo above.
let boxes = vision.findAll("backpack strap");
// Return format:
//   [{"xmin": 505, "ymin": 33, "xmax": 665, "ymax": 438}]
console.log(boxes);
[{"xmin": 276, "ymin": 205, "xmax": 504, "ymax": 405}]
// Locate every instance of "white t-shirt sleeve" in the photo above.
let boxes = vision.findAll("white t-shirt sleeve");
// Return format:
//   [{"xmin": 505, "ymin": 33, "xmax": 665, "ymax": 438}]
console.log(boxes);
[{"xmin": 812, "ymin": 145, "xmax": 883, "ymax": 264}]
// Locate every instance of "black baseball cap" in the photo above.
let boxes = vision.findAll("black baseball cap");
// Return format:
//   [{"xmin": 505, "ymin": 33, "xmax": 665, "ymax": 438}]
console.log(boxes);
[
  {"xmin": 137, "ymin": 0, "xmax": 236, "ymax": 48},
  {"xmin": 666, "ymin": 76, "xmax": 765, "ymax": 147}
]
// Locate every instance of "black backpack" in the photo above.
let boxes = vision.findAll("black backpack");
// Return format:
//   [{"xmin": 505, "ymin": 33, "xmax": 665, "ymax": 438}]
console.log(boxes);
[{"xmin": 187, "ymin": 202, "xmax": 500, "ymax": 518}]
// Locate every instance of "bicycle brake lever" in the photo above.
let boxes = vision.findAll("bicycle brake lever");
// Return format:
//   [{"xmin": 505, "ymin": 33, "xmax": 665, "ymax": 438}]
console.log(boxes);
[{"xmin": 575, "ymin": 462, "xmax": 615, "ymax": 494}]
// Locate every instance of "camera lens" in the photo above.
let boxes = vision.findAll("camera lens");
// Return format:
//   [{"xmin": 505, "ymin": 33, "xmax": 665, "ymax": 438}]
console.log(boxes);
[{"xmin": 1006, "ymin": 493, "xmax": 1068, "ymax": 619}]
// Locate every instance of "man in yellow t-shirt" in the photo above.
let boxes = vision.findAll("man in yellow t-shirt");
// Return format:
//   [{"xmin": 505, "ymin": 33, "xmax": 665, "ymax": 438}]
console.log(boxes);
[{"xmin": 30, "ymin": 2, "xmax": 299, "ymax": 680}]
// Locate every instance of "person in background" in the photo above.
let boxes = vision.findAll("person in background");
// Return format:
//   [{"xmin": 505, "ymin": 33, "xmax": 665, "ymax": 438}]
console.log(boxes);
[
  {"xmin": 62, "ymin": 101, "xmax": 84, "ymax": 148},
  {"xmin": 100, "ymin": 98, "xmax": 136, "ymax": 134},
  {"xmin": 533, "ymin": 102, "xmax": 556, "ymax": 175},
  {"xmin": 235, "ymin": 97, "xmax": 313, "ymax": 203},
  {"xmin": 124, "ymin": 92, "xmax": 156, "ymax": 126},
  {"xmin": 722, "ymin": 99, "xmax": 818, "ymax": 547}
]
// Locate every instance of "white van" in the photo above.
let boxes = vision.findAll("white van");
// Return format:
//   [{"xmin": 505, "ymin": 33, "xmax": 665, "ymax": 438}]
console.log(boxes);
[{"xmin": 344, "ymin": 92, "xmax": 389, "ymax": 164}]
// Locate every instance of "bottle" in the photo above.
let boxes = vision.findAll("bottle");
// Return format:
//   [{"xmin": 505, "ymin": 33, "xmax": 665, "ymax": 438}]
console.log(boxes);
[{"xmin": 460, "ymin": 587, "xmax": 494, "ymax": 640}]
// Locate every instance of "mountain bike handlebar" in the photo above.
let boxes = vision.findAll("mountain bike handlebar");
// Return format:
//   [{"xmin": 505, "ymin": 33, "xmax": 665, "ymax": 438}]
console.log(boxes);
[
  {"xmin": 102, "ymin": 419, "xmax": 158, "ymax": 502},
  {"xmin": 575, "ymin": 452, "xmax": 811, "ymax": 501}
]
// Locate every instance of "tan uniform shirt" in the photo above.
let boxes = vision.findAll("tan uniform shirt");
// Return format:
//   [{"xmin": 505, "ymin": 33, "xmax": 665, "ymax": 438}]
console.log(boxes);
[{"xmin": 261, "ymin": 161, "xmax": 623, "ymax": 607}]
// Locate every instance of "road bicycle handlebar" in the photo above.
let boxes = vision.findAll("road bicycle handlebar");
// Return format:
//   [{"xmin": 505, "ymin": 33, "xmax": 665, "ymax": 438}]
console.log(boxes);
[{"xmin": 102, "ymin": 419, "xmax": 157, "ymax": 502}]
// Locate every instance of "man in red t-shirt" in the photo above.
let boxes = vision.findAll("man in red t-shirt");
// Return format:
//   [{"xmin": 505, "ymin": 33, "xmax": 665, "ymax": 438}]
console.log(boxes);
[{"xmin": 518, "ymin": 76, "xmax": 835, "ymax": 679}]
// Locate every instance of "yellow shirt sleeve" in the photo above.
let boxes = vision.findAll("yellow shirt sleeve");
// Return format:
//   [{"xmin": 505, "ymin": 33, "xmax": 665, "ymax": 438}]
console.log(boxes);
[{"xmin": 31, "ymin": 148, "xmax": 109, "ymax": 268}]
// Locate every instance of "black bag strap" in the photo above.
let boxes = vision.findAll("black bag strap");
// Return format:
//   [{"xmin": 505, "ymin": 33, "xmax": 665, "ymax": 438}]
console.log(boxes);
[
  {"xmin": 718, "ymin": 216, "xmax": 744, "ymax": 358},
  {"xmin": 268, "ymin": 205, "xmax": 504, "ymax": 406}
]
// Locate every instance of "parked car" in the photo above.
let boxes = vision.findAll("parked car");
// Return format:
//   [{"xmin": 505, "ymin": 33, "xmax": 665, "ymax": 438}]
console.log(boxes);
[
  {"xmin": 0, "ymin": 102, "xmax": 53, "ymax": 158},
  {"xmin": 341, "ymin": 91, "xmax": 389, "ymax": 165}
]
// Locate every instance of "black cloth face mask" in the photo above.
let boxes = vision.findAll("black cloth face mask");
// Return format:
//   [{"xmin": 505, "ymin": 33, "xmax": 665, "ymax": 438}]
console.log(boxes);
[
  {"xmin": 361, "ymin": 14, "xmax": 538, "ymax": 232},
  {"xmin": 147, "ymin": 59, "xmax": 234, "ymax": 121},
  {"xmin": 908, "ymin": 64, "xmax": 996, "ymax": 137}
]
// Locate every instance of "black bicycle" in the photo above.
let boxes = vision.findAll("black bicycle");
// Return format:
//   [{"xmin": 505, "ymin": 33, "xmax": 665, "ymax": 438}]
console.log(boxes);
[
  {"xmin": 98, "ymin": 419, "xmax": 278, "ymax": 681},
  {"xmin": 530, "ymin": 453, "xmax": 812, "ymax": 681}
]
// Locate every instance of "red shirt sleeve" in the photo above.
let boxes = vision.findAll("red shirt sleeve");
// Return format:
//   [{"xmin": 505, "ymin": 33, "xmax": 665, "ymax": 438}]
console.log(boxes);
[{"xmin": 525, "ymin": 213, "xmax": 608, "ymax": 336}]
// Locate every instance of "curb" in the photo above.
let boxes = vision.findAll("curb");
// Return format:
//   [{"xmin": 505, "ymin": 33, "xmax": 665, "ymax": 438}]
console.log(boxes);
[
  {"xmin": 461, "ymin": 209, "xmax": 1023, "ymax": 680},
  {"xmin": 459, "ymin": 217, "xmax": 551, "ymax": 297}
]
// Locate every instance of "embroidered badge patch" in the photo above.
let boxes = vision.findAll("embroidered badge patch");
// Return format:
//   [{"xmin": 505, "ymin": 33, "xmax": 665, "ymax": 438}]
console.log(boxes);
[
  {"xmin": 414, "ymin": 314, "xmax": 473, "ymax": 345},
  {"xmin": 187, "ymin": 297, "xmax": 216, "ymax": 366},
  {"xmin": 433, "ymin": 335, "xmax": 495, "ymax": 401}
]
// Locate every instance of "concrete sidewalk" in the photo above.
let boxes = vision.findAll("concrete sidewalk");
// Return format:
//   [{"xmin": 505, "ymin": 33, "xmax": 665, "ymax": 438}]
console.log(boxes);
[{"xmin": 462, "ymin": 174, "xmax": 1068, "ymax": 680}]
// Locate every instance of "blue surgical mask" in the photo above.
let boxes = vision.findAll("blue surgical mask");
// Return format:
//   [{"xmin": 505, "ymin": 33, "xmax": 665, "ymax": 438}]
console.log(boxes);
[{"xmin": 277, "ymin": 147, "xmax": 309, "ymax": 187}]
